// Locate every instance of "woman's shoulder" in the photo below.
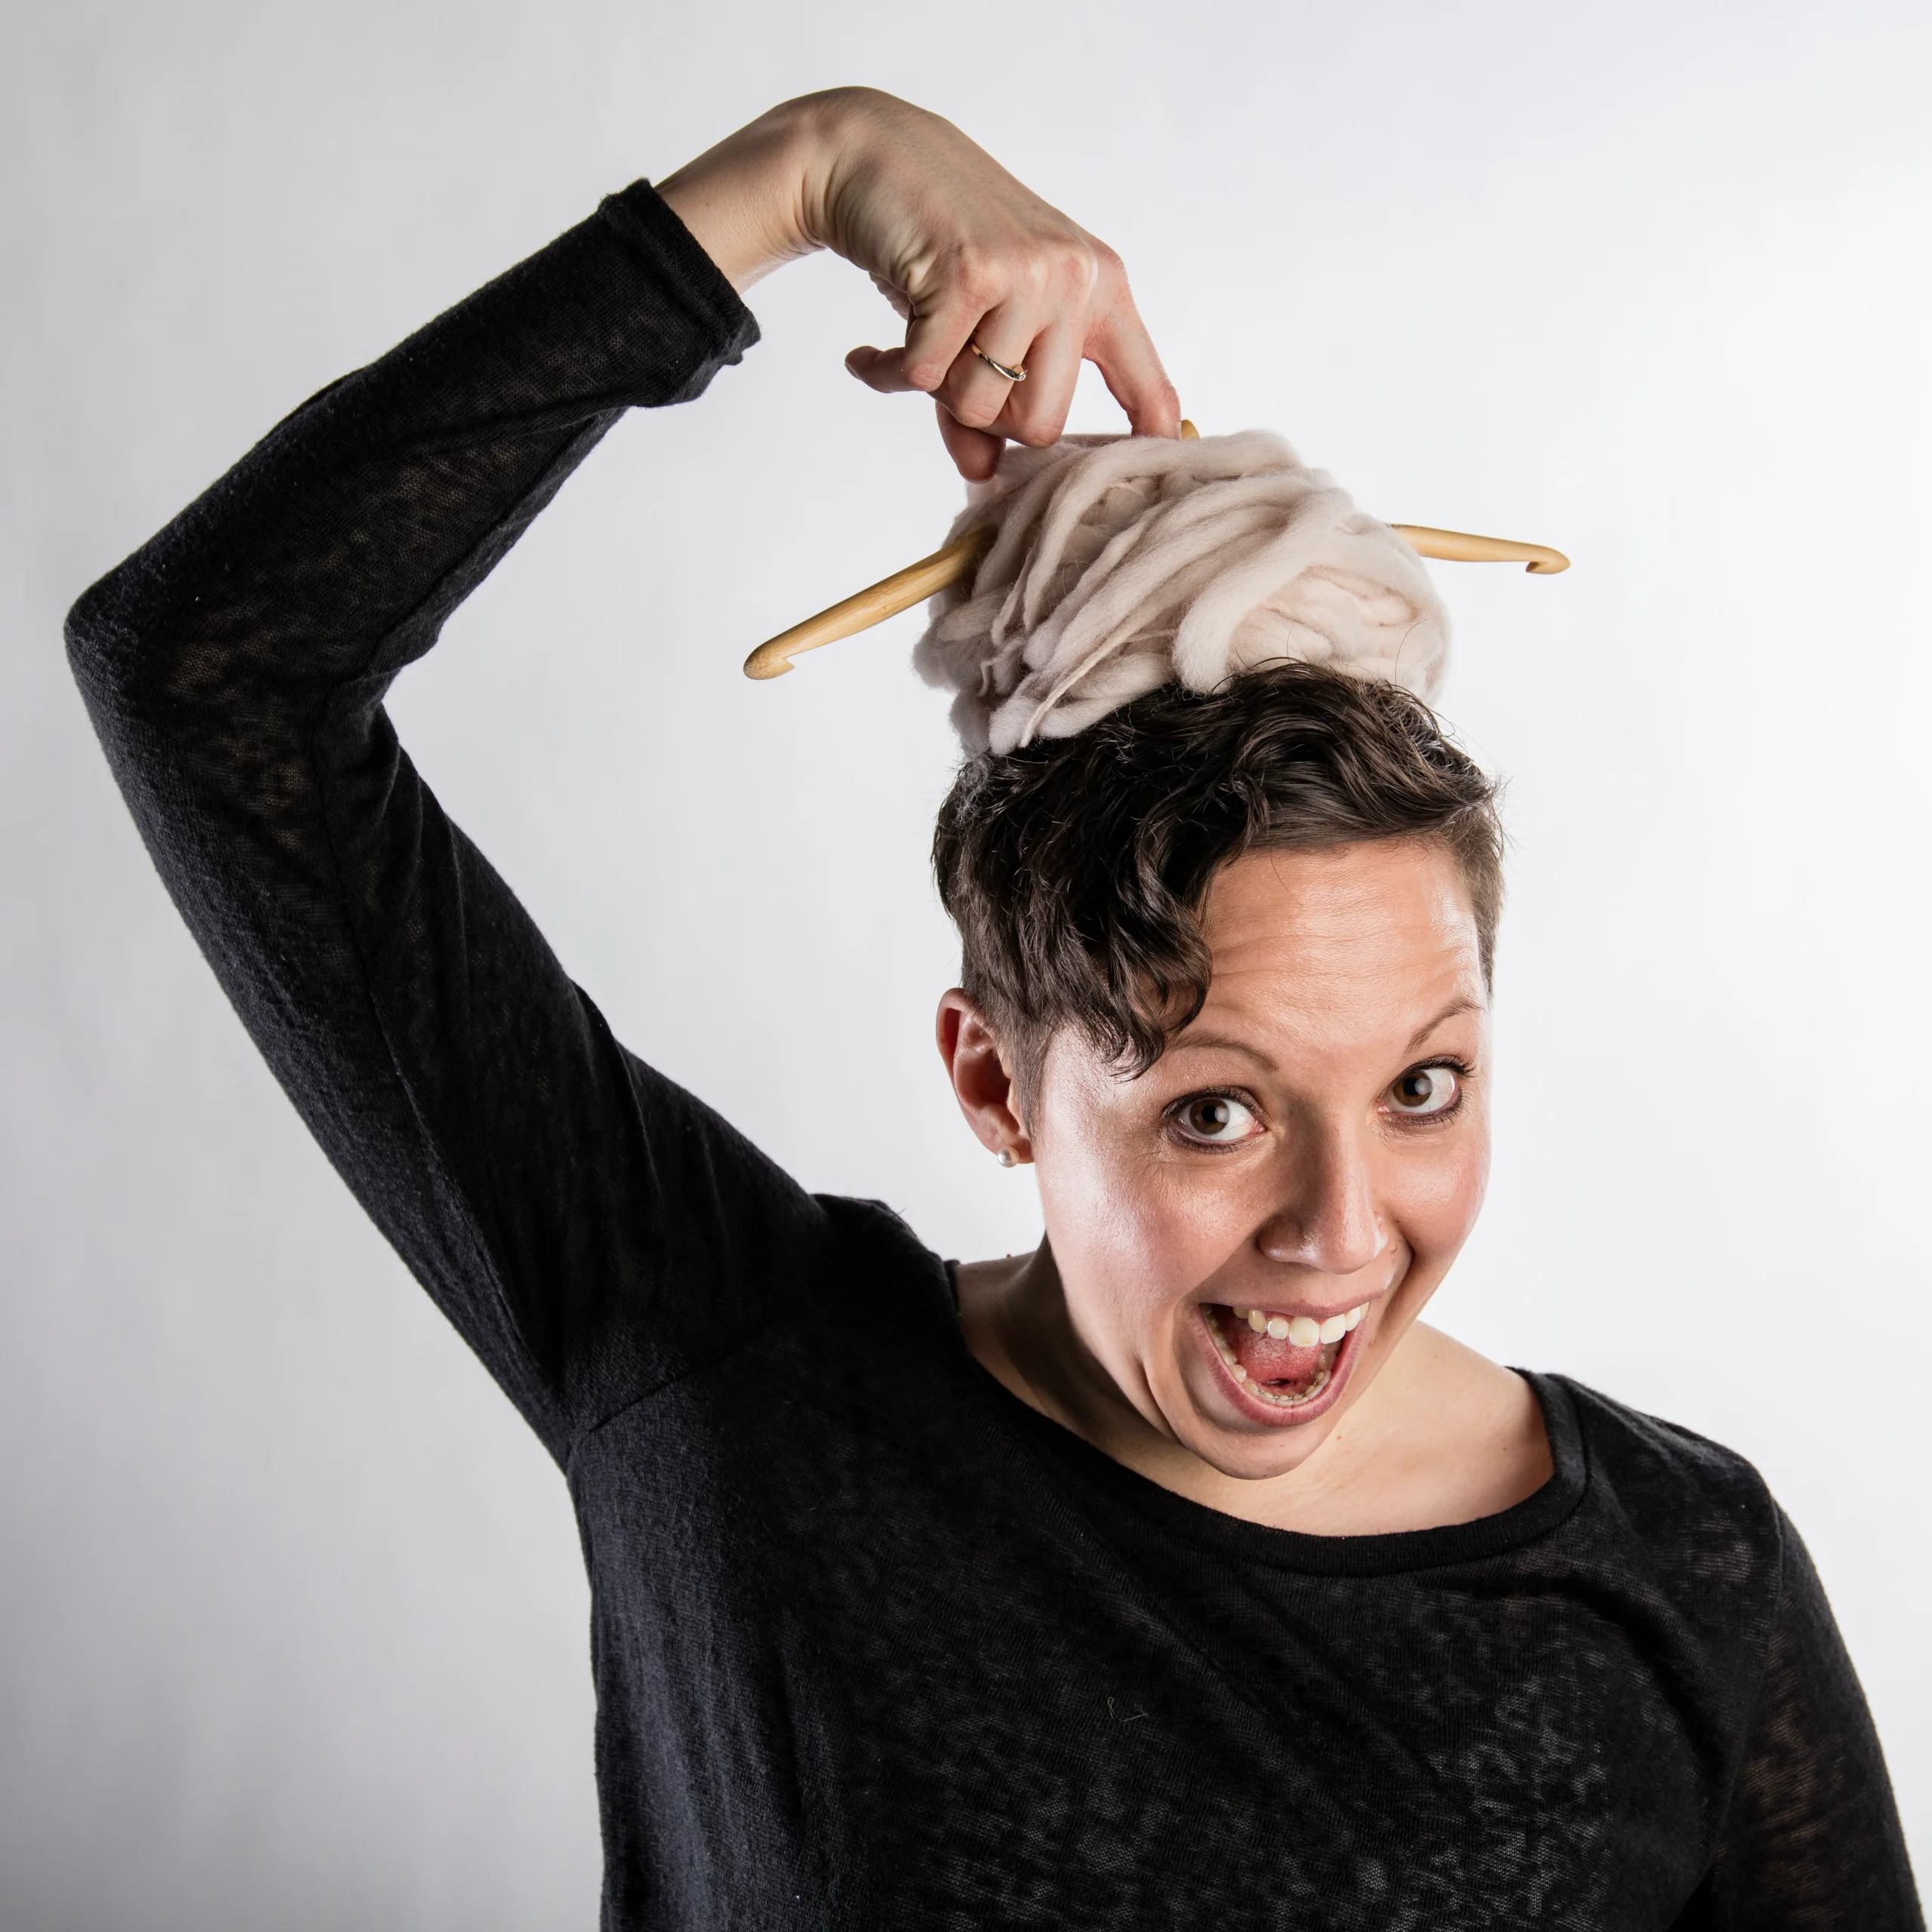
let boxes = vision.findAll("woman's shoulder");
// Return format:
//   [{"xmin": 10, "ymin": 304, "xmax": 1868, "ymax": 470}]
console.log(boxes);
[{"xmin": 1537, "ymin": 1371, "xmax": 1789, "ymax": 1589}]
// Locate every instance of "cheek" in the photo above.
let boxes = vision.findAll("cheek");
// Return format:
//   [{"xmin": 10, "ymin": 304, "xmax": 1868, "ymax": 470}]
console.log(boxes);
[
  {"xmin": 1034, "ymin": 1112, "xmax": 1278, "ymax": 1312},
  {"xmin": 1035, "ymin": 1133, "xmax": 1168, "ymax": 1277},
  {"xmin": 1390, "ymin": 1116, "xmax": 1491, "ymax": 1260}
]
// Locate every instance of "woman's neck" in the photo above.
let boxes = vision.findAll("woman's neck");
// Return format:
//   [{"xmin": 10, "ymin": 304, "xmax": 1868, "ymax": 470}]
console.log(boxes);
[{"xmin": 954, "ymin": 1244, "xmax": 1552, "ymax": 1537}]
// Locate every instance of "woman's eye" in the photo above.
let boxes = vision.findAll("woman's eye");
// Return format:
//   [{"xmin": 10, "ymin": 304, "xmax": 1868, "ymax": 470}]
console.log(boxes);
[
  {"xmin": 1387, "ymin": 1065, "xmax": 1462, "ymax": 1118},
  {"xmin": 1174, "ymin": 1095, "xmax": 1261, "ymax": 1144}
]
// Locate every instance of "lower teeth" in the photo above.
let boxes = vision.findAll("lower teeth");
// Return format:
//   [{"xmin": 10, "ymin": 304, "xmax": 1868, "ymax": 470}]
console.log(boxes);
[
  {"xmin": 1208, "ymin": 1310, "xmax": 1337, "ymax": 1406},
  {"xmin": 1248, "ymin": 1368, "xmax": 1330, "ymax": 1406}
]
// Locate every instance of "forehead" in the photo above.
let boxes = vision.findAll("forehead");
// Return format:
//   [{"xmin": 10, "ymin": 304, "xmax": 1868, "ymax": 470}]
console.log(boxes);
[{"xmin": 1188, "ymin": 841, "xmax": 1485, "ymax": 1044}]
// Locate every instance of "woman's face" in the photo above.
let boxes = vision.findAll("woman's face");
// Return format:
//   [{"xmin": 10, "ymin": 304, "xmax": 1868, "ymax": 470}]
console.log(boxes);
[{"xmin": 1022, "ymin": 838, "xmax": 1491, "ymax": 1481}]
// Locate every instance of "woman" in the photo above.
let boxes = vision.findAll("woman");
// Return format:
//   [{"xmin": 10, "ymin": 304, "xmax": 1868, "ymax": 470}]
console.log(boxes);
[{"xmin": 67, "ymin": 86, "xmax": 1918, "ymax": 1930}]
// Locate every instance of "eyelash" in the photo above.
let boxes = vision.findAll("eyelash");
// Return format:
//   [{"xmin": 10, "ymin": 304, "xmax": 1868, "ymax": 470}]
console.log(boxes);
[
  {"xmin": 1388, "ymin": 1057, "xmax": 1475, "ymax": 1128},
  {"xmin": 1163, "ymin": 1057, "xmax": 1478, "ymax": 1148},
  {"xmin": 1164, "ymin": 1088, "xmax": 1263, "ymax": 1152}
]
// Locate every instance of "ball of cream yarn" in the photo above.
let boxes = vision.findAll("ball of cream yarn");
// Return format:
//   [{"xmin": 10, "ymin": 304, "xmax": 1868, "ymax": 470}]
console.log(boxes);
[{"xmin": 913, "ymin": 429, "xmax": 1450, "ymax": 755}]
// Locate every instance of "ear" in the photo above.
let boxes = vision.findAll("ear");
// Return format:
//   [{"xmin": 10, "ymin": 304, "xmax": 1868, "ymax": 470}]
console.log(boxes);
[{"xmin": 935, "ymin": 990, "xmax": 1033, "ymax": 1165}]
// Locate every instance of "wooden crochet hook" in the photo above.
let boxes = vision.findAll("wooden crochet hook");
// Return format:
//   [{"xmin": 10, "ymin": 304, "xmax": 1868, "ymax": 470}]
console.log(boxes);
[
  {"xmin": 744, "ymin": 529, "xmax": 995, "ymax": 682},
  {"xmin": 743, "ymin": 423, "xmax": 1568, "ymax": 681}
]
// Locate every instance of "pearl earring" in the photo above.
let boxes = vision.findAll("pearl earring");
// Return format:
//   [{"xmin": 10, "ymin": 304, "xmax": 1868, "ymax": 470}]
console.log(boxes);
[{"xmin": 995, "ymin": 1147, "xmax": 1019, "ymax": 1168}]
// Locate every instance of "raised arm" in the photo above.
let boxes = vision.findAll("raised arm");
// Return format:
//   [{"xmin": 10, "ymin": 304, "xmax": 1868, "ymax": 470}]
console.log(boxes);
[
  {"xmin": 66, "ymin": 91, "xmax": 1177, "ymax": 1463},
  {"xmin": 66, "ymin": 176, "xmax": 780, "ymax": 1460}
]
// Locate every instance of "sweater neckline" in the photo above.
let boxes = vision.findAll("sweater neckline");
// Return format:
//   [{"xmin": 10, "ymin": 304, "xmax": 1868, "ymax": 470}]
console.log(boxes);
[{"xmin": 943, "ymin": 1260, "xmax": 1586, "ymax": 1577}]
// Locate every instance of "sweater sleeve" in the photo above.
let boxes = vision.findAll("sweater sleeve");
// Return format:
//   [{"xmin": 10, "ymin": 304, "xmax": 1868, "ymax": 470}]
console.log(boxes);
[
  {"xmin": 65, "ymin": 182, "xmax": 834, "ymax": 1464},
  {"xmin": 1673, "ymin": 1512, "xmax": 1922, "ymax": 1930}
]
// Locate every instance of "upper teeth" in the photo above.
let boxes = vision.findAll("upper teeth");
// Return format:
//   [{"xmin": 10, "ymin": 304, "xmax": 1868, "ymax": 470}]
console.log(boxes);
[{"xmin": 1238, "ymin": 1304, "xmax": 1366, "ymax": 1346}]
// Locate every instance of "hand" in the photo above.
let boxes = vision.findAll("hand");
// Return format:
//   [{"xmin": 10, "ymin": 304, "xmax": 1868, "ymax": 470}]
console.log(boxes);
[{"xmin": 657, "ymin": 89, "xmax": 1180, "ymax": 481}]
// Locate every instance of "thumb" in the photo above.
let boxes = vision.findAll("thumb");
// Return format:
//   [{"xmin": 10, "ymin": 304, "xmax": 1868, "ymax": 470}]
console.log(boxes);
[{"xmin": 844, "ymin": 344, "xmax": 924, "ymax": 394}]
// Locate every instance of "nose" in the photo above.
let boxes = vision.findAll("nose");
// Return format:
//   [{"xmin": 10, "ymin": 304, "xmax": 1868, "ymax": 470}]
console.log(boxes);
[{"xmin": 1254, "ymin": 1124, "xmax": 1388, "ymax": 1278}]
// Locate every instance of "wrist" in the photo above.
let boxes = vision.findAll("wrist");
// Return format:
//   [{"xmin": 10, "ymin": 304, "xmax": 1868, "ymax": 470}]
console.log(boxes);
[
  {"xmin": 657, "ymin": 98, "xmax": 826, "ymax": 291},
  {"xmin": 785, "ymin": 87, "xmax": 890, "ymax": 255}
]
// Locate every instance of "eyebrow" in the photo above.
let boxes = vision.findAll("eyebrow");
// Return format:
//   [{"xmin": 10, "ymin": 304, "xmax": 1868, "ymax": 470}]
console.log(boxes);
[
  {"xmin": 1404, "ymin": 999, "xmax": 1482, "ymax": 1053},
  {"xmin": 1172, "ymin": 999, "xmax": 1483, "ymax": 1072},
  {"xmin": 1167, "ymin": 1032, "xmax": 1279, "ymax": 1072}
]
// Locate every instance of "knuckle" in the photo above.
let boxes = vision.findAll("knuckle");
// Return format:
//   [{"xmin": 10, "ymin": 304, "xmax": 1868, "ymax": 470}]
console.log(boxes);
[
  {"xmin": 939, "ymin": 382, "xmax": 995, "ymax": 430},
  {"xmin": 948, "ymin": 246, "xmax": 1001, "ymax": 306},
  {"xmin": 1017, "ymin": 251, "xmax": 1054, "ymax": 297},
  {"xmin": 1006, "ymin": 387, "xmax": 1066, "ymax": 443}
]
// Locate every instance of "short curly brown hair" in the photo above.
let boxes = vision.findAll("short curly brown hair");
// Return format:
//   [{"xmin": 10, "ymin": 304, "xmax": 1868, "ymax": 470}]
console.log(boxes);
[{"xmin": 933, "ymin": 662, "xmax": 1504, "ymax": 1102}]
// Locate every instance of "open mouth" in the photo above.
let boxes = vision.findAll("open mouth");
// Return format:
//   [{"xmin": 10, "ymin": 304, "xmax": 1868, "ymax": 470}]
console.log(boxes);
[{"xmin": 1199, "ymin": 1301, "xmax": 1369, "ymax": 1414}]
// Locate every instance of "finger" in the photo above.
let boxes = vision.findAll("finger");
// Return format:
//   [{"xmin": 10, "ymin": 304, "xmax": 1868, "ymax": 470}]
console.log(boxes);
[
  {"xmin": 936, "ymin": 401, "xmax": 1005, "ymax": 483},
  {"xmin": 848, "ymin": 350, "xmax": 1005, "ymax": 480},
  {"xmin": 996, "ymin": 318, "xmax": 1080, "ymax": 447},
  {"xmin": 934, "ymin": 306, "xmax": 1038, "ymax": 431},
  {"xmin": 1087, "ymin": 286, "xmax": 1182, "ymax": 439},
  {"xmin": 900, "ymin": 292, "xmax": 994, "ymax": 395},
  {"xmin": 938, "ymin": 348, "xmax": 1019, "ymax": 432},
  {"xmin": 844, "ymin": 344, "xmax": 926, "ymax": 394}
]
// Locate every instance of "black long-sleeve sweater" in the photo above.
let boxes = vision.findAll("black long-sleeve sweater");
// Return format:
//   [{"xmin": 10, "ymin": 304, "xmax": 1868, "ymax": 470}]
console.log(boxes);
[{"xmin": 66, "ymin": 179, "xmax": 1921, "ymax": 1931}]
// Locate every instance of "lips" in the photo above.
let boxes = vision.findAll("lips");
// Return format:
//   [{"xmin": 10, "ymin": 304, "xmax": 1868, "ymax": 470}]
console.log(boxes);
[{"xmin": 1197, "ymin": 1302, "xmax": 1371, "ymax": 1426}]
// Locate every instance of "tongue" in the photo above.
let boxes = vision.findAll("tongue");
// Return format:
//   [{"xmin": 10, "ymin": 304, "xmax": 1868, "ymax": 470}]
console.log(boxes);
[{"xmin": 1231, "ymin": 1320, "xmax": 1325, "ymax": 1389}]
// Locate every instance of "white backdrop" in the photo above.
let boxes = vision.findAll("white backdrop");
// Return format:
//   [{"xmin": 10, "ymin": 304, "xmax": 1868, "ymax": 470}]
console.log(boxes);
[{"xmin": 5, "ymin": 1, "xmax": 1928, "ymax": 1922}]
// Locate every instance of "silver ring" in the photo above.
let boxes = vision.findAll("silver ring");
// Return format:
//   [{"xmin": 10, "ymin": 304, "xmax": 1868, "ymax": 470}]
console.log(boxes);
[{"xmin": 968, "ymin": 338, "xmax": 1027, "ymax": 383}]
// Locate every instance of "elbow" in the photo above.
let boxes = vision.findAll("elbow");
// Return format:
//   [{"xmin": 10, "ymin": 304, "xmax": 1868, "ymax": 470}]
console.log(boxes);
[
  {"xmin": 65, "ymin": 555, "xmax": 167, "ymax": 723},
  {"xmin": 64, "ymin": 577, "xmax": 114, "ymax": 697}
]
